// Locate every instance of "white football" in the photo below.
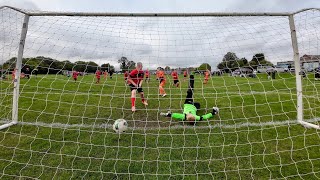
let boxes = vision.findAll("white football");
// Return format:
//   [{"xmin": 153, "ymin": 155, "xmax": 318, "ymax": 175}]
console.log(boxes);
[{"xmin": 113, "ymin": 119, "xmax": 128, "ymax": 133}]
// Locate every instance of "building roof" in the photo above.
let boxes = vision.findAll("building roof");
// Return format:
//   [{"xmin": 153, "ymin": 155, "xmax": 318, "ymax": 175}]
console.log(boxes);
[{"xmin": 300, "ymin": 54, "xmax": 320, "ymax": 62}]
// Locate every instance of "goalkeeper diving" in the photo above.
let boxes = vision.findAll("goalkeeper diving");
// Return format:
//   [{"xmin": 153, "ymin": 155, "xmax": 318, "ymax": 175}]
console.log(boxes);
[{"xmin": 160, "ymin": 73, "xmax": 219, "ymax": 122}]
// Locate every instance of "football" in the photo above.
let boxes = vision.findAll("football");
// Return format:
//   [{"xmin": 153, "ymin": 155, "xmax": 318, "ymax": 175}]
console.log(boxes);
[{"xmin": 113, "ymin": 119, "xmax": 128, "ymax": 133}]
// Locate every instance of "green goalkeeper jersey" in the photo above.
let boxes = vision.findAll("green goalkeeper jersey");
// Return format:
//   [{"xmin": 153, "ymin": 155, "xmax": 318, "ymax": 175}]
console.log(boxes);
[{"xmin": 172, "ymin": 104, "xmax": 213, "ymax": 121}]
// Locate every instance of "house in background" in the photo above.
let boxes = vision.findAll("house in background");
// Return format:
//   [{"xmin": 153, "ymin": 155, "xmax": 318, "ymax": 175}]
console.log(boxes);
[
  {"xmin": 300, "ymin": 54, "xmax": 320, "ymax": 71},
  {"xmin": 276, "ymin": 61, "xmax": 294, "ymax": 68}
]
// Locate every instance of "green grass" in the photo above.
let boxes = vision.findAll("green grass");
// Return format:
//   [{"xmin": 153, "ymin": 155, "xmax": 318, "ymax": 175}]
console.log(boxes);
[{"xmin": 0, "ymin": 73, "xmax": 319, "ymax": 179}]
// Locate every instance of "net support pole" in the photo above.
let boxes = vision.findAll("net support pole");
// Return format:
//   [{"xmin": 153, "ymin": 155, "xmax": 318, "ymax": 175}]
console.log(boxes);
[
  {"xmin": 0, "ymin": 14, "xmax": 29, "ymax": 130},
  {"xmin": 289, "ymin": 15, "xmax": 320, "ymax": 129}
]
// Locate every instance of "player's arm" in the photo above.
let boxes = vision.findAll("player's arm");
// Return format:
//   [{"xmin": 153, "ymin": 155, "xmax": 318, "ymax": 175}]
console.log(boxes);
[
  {"xmin": 127, "ymin": 77, "xmax": 137, "ymax": 86},
  {"xmin": 127, "ymin": 72, "xmax": 138, "ymax": 86},
  {"xmin": 160, "ymin": 111, "xmax": 185, "ymax": 121},
  {"xmin": 139, "ymin": 79, "xmax": 144, "ymax": 87}
]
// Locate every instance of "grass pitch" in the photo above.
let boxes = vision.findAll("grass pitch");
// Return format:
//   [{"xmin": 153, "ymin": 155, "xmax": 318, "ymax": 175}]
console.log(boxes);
[{"xmin": 0, "ymin": 73, "xmax": 319, "ymax": 179}]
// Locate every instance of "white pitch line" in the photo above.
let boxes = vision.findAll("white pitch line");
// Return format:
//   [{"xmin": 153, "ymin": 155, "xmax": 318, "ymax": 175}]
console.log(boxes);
[{"xmin": 0, "ymin": 118, "xmax": 319, "ymax": 130}]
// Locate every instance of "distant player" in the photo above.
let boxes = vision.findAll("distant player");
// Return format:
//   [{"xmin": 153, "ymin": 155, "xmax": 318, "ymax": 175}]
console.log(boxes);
[
  {"xmin": 95, "ymin": 69, "xmax": 101, "ymax": 84},
  {"xmin": 72, "ymin": 70, "xmax": 79, "ymax": 82},
  {"xmin": 158, "ymin": 68, "xmax": 166, "ymax": 97},
  {"xmin": 145, "ymin": 69, "xmax": 150, "ymax": 83},
  {"xmin": 315, "ymin": 67, "xmax": 320, "ymax": 80},
  {"xmin": 171, "ymin": 69, "xmax": 179, "ymax": 87},
  {"xmin": 127, "ymin": 62, "xmax": 148, "ymax": 112},
  {"xmin": 103, "ymin": 70, "xmax": 108, "ymax": 80},
  {"xmin": 25, "ymin": 67, "xmax": 30, "ymax": 79},
  {"xmin": 160, "ymin": 72, "xmax": 219, "ymax": 123},
  {"xmin": 109, "ymin": 69, "xmax": 113, "ymax": 79},
  {"xmin": 203, "ymin": 69, "xmax": 210, "ymax": 84},
  {"xmin": 11, "ymin": 68, "xmax": 16, "ymax": 81},
  {"xmin": 33, "ymin": 68, "xmax": 38, "ymax": 79},
  {"xmin": 183, "ymin": 70, "xmax": 188, "ymax": 81}
]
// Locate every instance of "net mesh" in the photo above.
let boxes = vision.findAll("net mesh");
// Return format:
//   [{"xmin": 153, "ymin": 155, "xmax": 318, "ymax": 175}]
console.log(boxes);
[{"xmin": 0, "ymin": 7, "xmax": 319, "ymax": 179}]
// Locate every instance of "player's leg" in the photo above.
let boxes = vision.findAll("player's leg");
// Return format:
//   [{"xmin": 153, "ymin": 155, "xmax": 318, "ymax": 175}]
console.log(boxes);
[
  {"xmin": 184, "ymin": 74, "xmax": 194, "ymax": 104},
  {"xmin": 159, "ymin": 79, "xmax": 166, "ymax": 97},
  {"xmin": 130, "ymin": 86, "xmax": 137, "ymax": 112},
  {"xmin": 138, "ymin": 88, "xmax": 148, "ymax": 106}
]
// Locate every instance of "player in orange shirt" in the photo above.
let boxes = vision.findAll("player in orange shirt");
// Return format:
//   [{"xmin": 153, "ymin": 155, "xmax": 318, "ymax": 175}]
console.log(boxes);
[
  {"xmin": 183, "ymin": 70, "xmax": 188, "ymax": 81},
  {"xmin": 203, "ymin": 69, "xmax": 210, "ymax": 84},
  {"xmin": 158, "ymin": 68, "xmax": 166, "ymax": 97},
  {"xmin": 11, "ymin": 68, "xmax": 16, "ymax": 81},
  {"xmin": 156, "ymin": 69, "xmax": 160, "ymax": 81},
  {"xmin": 145, "ymin": 69, "xmax": 150, "ymax": 83},
  {"xmin": 103, "ymin": 70, "xmax": 108, "ymax": 80},
  {"xmin": 171, "ymin": 69, "xmax": 179, "ymax": 87}
]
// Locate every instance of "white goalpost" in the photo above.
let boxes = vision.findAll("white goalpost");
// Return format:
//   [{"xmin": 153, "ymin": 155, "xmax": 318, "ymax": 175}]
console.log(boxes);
[
  {"xmin": 0, "ymin": 6, "xmax": 319, "ymax": 129},
  {"xmin": 0, "ymin": 6, "xmax": 320, "ymax": 179}
]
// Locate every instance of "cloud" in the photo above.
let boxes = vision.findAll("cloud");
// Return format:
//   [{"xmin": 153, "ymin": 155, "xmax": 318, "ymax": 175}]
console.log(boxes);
[
  {"xmin": 1, "ymin": 1, "xmax": 320, "ymax": 70},
  {"xmin": 0, "ymin": 0, "xmax": 39, "ymax": 10}
]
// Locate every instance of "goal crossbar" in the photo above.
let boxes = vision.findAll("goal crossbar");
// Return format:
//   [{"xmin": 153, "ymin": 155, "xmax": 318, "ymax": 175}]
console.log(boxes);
[{"xmin": 0, "ymin": 6, "xmax": 320, "ymax": 17}]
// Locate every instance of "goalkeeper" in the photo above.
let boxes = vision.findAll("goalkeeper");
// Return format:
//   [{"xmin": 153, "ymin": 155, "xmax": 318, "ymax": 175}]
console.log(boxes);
[{"xmin": 160, "ymin": 73, "xmax": 219, "ymax": 122}]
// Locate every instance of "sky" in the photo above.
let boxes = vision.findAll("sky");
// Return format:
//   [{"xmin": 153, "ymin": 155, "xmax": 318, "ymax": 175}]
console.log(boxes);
[{"xmin": 0, "ymin": 0, "xmax": 320, "ymax": 70}]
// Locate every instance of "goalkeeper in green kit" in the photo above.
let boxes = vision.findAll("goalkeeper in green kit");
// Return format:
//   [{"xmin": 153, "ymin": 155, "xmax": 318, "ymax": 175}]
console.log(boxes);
[{"xmin": 160, "ymin": 73, "xmax": 219, "ymax": 123}]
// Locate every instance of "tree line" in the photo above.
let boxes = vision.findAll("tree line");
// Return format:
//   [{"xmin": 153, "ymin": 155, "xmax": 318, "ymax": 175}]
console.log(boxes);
[
  {"xmin": 0, "ymin": 52, "xmax": 272, "ymax": 75},
  {"xmin": 0, "ymin": 56, "xmax": 115, "ymax": 74},
  {"xmin": 217, "ymin": 52, "xmax": 273, "ymax": 72}
]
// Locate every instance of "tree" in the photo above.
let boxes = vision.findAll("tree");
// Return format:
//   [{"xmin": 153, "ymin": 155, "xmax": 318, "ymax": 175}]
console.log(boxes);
[
  {"xmin": 198, "ymin": 63, "xmax": 211, "ymax": 71},
  {"xmin": 61, "ymin": 60, "xmax": 74, "ymax": 71},
  {"xmin": 117, "ymin": 57, "xmax": 135, "ymax": 72},
  {"xmin": 249, "ymin": 53, "xmax": 273, "ymax": 67},
  {"xmin": 164, "ymin": 66, "xmax": 171, "ymax": 71},
  {"xmin": 118, "ymin": 57, "xmax": 128, "ymax": 72},
  {"xmin": 86, "ymin": 61, "xmax": 99, "ymax": 73},
  {"xmin": 101, "ymin": 63, "xmax": 111, "ymax": 71},
  {"xmin": 127, "ymin": 61, "xmax": 136, "ymax": 70},
  {"xmin": 223, "ymin": 52, "xmax": 239, "ymax": 62},
  {"xmin": 74, "ymin": 61, "xmax": 87, "ymax": 72}
]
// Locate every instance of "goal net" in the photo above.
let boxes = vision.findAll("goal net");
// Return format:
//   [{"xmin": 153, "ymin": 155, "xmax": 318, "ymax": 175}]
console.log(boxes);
[{"xmin": 0, "ymin": 6, "xmax": 320, "ymax": 179}]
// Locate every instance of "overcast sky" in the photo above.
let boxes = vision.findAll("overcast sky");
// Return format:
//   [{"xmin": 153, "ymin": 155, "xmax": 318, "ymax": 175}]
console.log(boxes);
[
  {"xmin": 1, "ymin": 0, "xmax": 320, "ymax": 13},
  {"xmin": 1, "ymin": 0, "xmax": 320, "ymax": 70}
]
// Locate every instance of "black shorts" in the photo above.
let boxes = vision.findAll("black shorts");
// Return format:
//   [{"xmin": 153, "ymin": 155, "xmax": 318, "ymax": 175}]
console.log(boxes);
[
  {"xmin": 184, "ymin": 75, "xmax": 187, "ymax": 77},
  {"xmin": 173, "ymin": 80, "xmax": 179, "ymax": 84},
  {"xmin": 125, "ymin": 77, "xmax": 128, "ymax": 81},
  {"xmin": 159, "ymin": 78, "xmax": 165, "ymax": 84},
  {"xmin": 129, "ymin": 84, "xmax": 143, "ymax": 93},
  {"xmin": 185, "ymin": 101, "xmax": 200, "ymax": 110}
]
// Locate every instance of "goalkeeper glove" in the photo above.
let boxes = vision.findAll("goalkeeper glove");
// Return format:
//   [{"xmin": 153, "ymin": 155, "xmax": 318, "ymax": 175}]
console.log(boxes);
[
  {"xmin": 212, "ymin": 107, "xmax": 219, "ymax": 115},
  {"xmin": 160, "ymin": 111, "xmax": 172, "ymax": 117}
]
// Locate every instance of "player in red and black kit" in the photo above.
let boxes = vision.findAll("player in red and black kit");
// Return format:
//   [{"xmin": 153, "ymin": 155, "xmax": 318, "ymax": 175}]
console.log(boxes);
[
  {"xmin": 127, "ymin": 62, "xmax": 148, "ymax": 112},
  {"xmin": 124, "ymin": 71, "xmax": 129, "ymax": 81},
  {"xmin": 95, "ymin": 69, "xmax": 101, "ymax": 84},
  {"xmin": 72, "ymin": 70, "xmax": 79, "ymax": 82},
  {"xmin": 171, "ymin": 69, "xmax": 180, "ymax": 87}
]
